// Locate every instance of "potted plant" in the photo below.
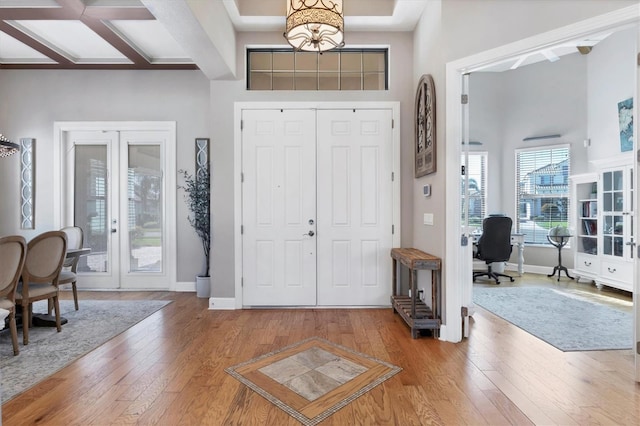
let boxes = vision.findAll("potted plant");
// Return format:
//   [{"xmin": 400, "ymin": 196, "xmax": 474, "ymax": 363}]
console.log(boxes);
[{"xmin": 179, "ymin": 166, "xmax": 211, "ymax": 298}]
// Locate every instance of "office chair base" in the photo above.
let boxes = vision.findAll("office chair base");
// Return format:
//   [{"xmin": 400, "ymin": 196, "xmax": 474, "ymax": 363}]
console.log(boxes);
[{"xmin": 473, "ymin": 269, "xmax": 515, "ymax": 285}]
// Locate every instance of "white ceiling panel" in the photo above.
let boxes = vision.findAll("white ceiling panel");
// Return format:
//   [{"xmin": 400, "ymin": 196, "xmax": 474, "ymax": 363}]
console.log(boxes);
[
  {"xmin": 0, "ymin": 32, "xmax": 54, "ymax": 62},
  {"xmin": 13, "ymin": 20, "xmax": 128, "ymax": 61},
  {"xmin": 109, "ymin": 20, "xmax": 191, "ymax": 62}
]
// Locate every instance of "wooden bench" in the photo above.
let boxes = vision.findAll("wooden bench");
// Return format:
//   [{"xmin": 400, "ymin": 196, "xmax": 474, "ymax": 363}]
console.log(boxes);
[{"xmin": 390, "ymin": 248, "xmax": 442, "ymax": 338}]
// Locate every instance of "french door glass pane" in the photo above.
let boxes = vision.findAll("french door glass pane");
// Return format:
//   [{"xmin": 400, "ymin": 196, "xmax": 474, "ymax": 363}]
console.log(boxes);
[
  {"xmin": 74, "ymin": 145, "xmax": 108, "ymax": 273},
  {"xmin": 128, "ymin": 145, "xmax": 163, "ymax": 273}
]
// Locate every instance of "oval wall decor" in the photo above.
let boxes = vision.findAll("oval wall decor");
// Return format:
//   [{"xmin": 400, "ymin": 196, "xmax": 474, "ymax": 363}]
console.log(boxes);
[{"xmin": 414, "ymin": 74, "xmax": 436, "ymax": 177}]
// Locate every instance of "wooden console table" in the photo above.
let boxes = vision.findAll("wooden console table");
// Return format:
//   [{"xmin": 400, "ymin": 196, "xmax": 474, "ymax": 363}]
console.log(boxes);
[{"xmin": 390, "ymin": 248, "xmax": 442, "ymax": 338}]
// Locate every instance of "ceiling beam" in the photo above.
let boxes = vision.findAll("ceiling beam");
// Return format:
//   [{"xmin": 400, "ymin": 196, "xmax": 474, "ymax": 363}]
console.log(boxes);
[
  {"xmin": 142, "ymin": 0, "xmax": 235, "ymax": 79},
  {"xmin": 0, "ymin": 1, "xmax": 155, "ymax": 20},
  {"xmin": 84, "ymin": 6, "xmax": 155, "ymax": 20},
  {"xmin": 54, "ymin": 0, "xmax": 85, "ymax": 16},
  {"xmin": 0, "ymin": 63, "xmax": 198, "ymax": 70},
  {"xmin": 0, "ymin": 9, "xmax": 76, "ymax": 20}
]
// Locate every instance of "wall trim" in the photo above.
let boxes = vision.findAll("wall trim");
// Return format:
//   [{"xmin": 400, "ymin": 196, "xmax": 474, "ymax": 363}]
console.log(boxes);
[
  {"xmin": 175, "ymin": 281, "xmax": 196, "ymax": 292},
  {"xmin": 209, "ymin": 297, "xmax": 236, "ymax": 310}
]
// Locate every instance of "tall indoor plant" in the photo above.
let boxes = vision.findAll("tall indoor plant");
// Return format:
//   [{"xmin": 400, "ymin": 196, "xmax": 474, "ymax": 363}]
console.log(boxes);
[{"xmin": 179, "ymin": 166, "xmax": 210, "ymax": 297}]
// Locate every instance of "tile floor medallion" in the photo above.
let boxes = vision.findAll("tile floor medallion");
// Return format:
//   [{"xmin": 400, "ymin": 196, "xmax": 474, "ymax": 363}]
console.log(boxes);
[{"xmin": 225, "ymin": 337, "xmax": 402, "ymax": 425}]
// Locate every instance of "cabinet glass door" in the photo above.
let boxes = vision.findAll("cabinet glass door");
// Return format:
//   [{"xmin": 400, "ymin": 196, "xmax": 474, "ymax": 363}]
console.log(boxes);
[{"xmin": 601, "ymin": 168, "xmax": 634, "ymax": 258}]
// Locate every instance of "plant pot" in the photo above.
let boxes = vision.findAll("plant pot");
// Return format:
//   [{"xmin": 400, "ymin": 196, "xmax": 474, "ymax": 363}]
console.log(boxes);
[{"xmin": 196, "ymin": 275, "xmax": 210, "ymax": 298}]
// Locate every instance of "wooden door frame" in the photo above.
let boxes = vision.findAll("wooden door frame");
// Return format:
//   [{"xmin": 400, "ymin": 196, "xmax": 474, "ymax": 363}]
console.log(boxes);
[
  {"xmin": 52, "ymin": 121, "xmax": 178, "ymax": 290},
  {"xmin": 234, "ymin": 102, "xmax": 401, "ymax": 309}
]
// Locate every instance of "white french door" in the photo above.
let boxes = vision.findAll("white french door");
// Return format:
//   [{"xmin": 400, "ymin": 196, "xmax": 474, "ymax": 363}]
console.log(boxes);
[
  {"xmin": 241, "ymin": 107, "xmax": 395, "ymax": 307},
  {"xmin": 60, "ymin": 124, "xmax": 176, "ymax": 290}
]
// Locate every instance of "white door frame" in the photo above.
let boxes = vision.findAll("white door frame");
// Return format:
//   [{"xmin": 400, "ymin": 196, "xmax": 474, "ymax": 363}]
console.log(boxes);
[
  {"xmin": 234, "ymin": 102, "xmax": 401, "ymax": 309},
  {"xmin": 444, "ymin": 6, "xmax": 640, "ymax": 344},
  {"xmin": 52, "ymin": 121, "xmax": 177, "ymax": 290}
]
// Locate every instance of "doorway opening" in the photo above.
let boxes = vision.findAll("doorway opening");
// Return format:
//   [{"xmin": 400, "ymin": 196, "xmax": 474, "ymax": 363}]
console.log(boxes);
[{"xmin": 446, "ymin": 9, "xmax": 640, "ymax": 346}]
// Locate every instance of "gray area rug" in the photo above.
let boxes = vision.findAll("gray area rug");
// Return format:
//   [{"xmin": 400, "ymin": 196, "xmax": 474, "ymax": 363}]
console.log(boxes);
[
  {"xmin": 0, "ymin": 299, "xmax": 171, "ymax": 403},
  {"xmin": 473, "ymin": 286, "xmax": 632, "ymax": 351}
]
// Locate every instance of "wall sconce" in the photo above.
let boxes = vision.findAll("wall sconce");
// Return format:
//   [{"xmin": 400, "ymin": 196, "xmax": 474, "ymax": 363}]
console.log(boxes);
[{"xmin": 0, "ymin": 133, "xmax": 19, "ymax": 158}]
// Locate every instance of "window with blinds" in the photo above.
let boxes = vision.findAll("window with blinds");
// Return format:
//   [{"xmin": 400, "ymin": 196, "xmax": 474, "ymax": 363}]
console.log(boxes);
[
  {"xmin": 515, "ymin": 145, "xmax": 570, "ymax": 245},
  {"xmin": 462, "ymin": 152, "xmax": 487, "ymax": 227}
]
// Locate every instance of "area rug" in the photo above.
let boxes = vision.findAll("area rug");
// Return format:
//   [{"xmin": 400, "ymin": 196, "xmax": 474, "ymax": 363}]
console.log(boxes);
[
  {"xmin": 225, "ymin": 337, "xmax": 402, "ymax": 425},
  {"xmin": 0, "ymin": 299, "xmax": 171, "ymax": 403},
  {"xmin": 473, "ymin": 286, "xmax": 632, "ymax": 351}
]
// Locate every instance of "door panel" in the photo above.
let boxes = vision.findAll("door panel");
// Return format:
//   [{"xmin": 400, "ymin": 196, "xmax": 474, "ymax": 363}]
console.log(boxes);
[
  {"xmin": 242, "ymin": 109, "xmax": 317, "ymax": 306},
  {"xmin": 119, "ymin": 131, "xmax": 169, "ymax": 289},
  {"xmin": 68, "ymin": 131, "xmax": 119, "ymax": 289},
  {"xmin": 316, "ymin": 109, "xmax": 393, "ymax": 306}
]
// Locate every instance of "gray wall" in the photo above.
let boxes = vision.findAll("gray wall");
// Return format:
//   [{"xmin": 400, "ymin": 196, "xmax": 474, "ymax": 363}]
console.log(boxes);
[
  {"xmin": 209, "ymin": 31, "xmax": 415, "ymax": 298},
  {"xmin": 0, "ymin": 70, "xmax": 210, "ymax": 283},
  {"xmin": 587, "ymin": 28, "xmax": 638, "ymax": 164}
]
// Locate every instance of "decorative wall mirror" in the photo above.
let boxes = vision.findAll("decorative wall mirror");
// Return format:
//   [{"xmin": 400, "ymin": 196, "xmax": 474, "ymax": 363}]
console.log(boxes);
[{"xmin": 415, "ymin": 74, "xmax": 436, "ymax": 177}]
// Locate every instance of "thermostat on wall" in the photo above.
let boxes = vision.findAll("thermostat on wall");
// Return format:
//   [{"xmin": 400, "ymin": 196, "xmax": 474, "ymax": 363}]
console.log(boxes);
[{"xmin": 423, "ymin": 184, "xmax": 431, "ymax": 197}]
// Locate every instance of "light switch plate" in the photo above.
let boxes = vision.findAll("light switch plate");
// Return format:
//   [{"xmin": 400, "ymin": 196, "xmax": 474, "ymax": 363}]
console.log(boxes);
[{"xmin": 424, "ymin": 213, "xmax": 434, "ymax": 225}]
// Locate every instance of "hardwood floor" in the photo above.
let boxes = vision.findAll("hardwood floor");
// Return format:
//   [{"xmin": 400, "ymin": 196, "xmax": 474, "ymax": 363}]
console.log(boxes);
[{"xmin": 2, "ymin": 275, "xmax": 639, "ymax": 425}]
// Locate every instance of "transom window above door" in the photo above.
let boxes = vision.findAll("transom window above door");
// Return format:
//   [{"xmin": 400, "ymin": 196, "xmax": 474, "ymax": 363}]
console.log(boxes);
[{"xmin": 246, "ymin": 48, "xmax": 388, "ymax": 91}]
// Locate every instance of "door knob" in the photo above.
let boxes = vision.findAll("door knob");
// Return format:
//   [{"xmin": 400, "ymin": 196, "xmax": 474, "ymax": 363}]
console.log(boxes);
[{"xmin": 303, "ymin": 230, "xmax": 315, "ymax": 237}]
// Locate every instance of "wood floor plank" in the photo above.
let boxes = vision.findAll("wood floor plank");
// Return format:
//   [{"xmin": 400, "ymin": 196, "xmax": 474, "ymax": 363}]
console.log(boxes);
[{"xmin": 2, "ymin": 277, "xmax": 640, "ymax": 425}]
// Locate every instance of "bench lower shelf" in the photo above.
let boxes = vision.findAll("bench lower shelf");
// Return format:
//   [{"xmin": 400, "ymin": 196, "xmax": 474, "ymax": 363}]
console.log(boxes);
[{"xmin": 391, "ymin": 295, "xmax": 441, "ymax": 338}]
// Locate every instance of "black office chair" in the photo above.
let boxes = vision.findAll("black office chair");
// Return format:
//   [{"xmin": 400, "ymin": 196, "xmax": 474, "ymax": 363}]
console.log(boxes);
[{"xmin": 473, "ymin": 216, "xmax": 515, "ymax": 285}]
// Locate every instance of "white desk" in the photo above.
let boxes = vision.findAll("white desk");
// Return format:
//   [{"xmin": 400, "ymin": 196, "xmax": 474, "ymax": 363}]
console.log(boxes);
[{"xmin": 471, "ymin": 233, "xmax": 525, "ymax": 276}]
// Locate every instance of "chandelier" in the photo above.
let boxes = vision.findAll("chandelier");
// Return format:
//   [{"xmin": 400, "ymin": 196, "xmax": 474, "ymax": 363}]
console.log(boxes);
[
  {"xmin": 0, "ymin": 134, "xmax": 19, "ymax": 158},
  {"xmin": 284, "ymin": 0, "xmax": 345, "ymax": 53}
]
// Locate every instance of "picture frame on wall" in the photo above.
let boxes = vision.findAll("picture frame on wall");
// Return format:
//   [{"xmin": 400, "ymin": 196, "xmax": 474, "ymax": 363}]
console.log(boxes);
[
  {"xmin": 617, "ymin": 97, "xmax": 633, "ymax": 152},
  {"xmin": 415, "ymin": 74, "xmax": 436, "ymax": 178}
]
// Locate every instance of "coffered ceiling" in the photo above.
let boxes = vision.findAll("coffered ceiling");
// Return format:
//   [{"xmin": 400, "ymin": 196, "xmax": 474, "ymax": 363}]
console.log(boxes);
[
  {"xmin": 0, "ymin": 0, "xmax": 199, "ymax": 69},
  {"xmin": 0, "ymin": 0, "xmax": 428, "ymax": 71},
  {"xmin": 0, "ymin": 0, "xmax": 613, "ymax": 74}
]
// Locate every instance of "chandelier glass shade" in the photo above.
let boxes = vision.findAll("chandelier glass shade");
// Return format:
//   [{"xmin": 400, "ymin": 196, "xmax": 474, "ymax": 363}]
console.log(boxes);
[
  {"xmin": 284, "ymin": 0, "xmax": 345, "ymax": 53},
  {"xmin": 0, "ymin": 134, "xmax": 19, "ymax": 158}
]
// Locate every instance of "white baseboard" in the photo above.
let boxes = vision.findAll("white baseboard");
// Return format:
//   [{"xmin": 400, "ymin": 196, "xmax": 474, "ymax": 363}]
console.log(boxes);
[
  {"xmin": 505, "ymin": 263, "xmax": 550, "ymax": 276},
  {"xmin": 174, "ymin": 281, "xmax": 196, "ymax": 292},
  {"xmin": 209, "ymin": 297, "xmax": 236, "ymax": 310}
]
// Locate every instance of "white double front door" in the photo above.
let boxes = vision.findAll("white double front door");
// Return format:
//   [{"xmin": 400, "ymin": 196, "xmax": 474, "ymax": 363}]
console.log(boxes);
[{"xmin": 241, "ymin": 107, "xmax": 396, "ymax": 306}]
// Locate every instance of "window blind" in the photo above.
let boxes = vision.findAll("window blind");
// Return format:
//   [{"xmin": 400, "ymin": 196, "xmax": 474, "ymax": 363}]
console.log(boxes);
[
  {"xmin": 515, "ymin": 145, "xmax": 570, "ymax": 245},
  {"xmin": 461, "ymin": 152, "xmax": 487, "ymax": 227}
]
